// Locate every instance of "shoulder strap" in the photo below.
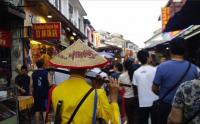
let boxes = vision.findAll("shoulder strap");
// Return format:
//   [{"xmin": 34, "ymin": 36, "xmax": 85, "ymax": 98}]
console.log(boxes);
[
  {"xmin": 92, "ymin": 90, "xmax": 98, "ymax": 124},
  {"xmin": 160, "ymin": 62, "xmax": 191, "ymax": 100},
  {"xmin": 67, "ymin": 88, "xmax": 94, "ymax": 124},
  {"xmin": 54, "ymin": 100, "xmax": 63, "ymax": 124}
]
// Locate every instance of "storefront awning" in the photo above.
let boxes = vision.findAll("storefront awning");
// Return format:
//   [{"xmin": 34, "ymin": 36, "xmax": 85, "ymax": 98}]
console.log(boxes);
[
  {"xmin": 0, "ymin": 1, "xmax": 25, "ymax": 21},
  {"xmin": 164, "ymin": 0, "xmax": 200, "ymax": 32}
]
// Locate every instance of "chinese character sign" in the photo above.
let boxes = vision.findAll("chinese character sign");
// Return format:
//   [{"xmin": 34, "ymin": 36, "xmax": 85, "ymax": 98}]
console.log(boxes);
[
  {"xmin": 162, "ymin": 7, "xmax": 170, "ymax": 31},
  {"xmin": 32, "ymin": 22, "xmax": 61, "ymax": 40},
  {"xmin": 0, "ymin": 29, "xmax": 11, "ymax": 48}
]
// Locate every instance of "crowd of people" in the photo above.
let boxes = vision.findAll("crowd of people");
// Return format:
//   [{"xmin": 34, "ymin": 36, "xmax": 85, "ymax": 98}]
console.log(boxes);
[{"xmin": 14, "ymin": 37, "xmax": 200, "ymax": 124}]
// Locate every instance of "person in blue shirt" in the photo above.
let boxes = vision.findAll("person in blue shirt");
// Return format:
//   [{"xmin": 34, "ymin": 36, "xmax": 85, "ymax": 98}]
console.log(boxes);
[
  {"xmin": 111, "ymin": 62, "xmax": 123, "ymax": 79},
  {"xmin": 31, "ymin": 60, "xmax": 50, "ymax": 124},
  {"xmin": 152, "ymin": 37, "xmax": 199, "ymax": 124}
]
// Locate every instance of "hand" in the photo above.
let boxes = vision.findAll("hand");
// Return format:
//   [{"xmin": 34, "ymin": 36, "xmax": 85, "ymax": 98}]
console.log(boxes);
[
  {"xmin": 20, "ymin": 88, "xmax": 26, "ymax": 93},
  {"xmin": 29, "ymin": 92, "xmax": 32, "ymax": 96},
  {"xmin": 109, "ymin": 77, "xmax": 119, "ymax": 103}
]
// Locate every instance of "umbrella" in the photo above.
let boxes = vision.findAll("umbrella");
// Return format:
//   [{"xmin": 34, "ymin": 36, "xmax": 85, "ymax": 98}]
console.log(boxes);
[{"xmin": 98, "ymin": 51, "xmax": 114, "ymax": 58}]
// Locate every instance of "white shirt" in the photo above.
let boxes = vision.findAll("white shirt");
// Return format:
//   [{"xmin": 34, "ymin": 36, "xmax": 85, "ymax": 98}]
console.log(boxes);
[
  {"xmin": 132, "ymin": 65, "xmax": 158, "ymax": 107},
  {"xmin": 55, "ymin": 68, "xmax": 70, "ymax": 84},
  {"xmin": 118, "ymin": 71, "xmax": 134, "ymax": 98}
]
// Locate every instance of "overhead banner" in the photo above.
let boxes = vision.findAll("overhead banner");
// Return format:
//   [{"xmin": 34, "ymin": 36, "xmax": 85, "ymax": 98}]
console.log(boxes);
[
  {"xmin": 32, "ymin": 22, "xmax": 61, "ymax": 40},
  {"xmin": 0, "ymin": 29, "xmax": 11, "ymax": 48}
]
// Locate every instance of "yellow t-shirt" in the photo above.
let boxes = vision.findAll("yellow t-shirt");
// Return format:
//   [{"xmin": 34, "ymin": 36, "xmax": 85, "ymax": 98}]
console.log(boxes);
[{"xmin": 52, "ymin": 75, "xmax": 120, "ymax": 124}]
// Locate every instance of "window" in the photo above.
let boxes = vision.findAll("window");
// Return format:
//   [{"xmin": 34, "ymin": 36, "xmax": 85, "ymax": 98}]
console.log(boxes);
[
  {"xmin": 52, "ymin": 0, "xmax": 61, "ymax": 11},
  {"xmin": 69, "ymin": 3, "xmax": 73, "ymax": 20},
  {"xmin": 58, "ymin": 0, "xmax": 61, "ymax": 11},
  {"xmin": 78, "ymin": 18, "xmax": 81, "ymax": 29},
  {"xmin": 69, "ymin": 4, "xmax": 73, "ymax": 14}
]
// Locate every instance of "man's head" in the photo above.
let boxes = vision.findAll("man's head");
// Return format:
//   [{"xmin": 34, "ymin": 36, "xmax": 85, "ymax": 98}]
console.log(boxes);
[
  {"xmin": 21, "ymin": 65, "xmax": 28, "ymax": 75},
  {"xmin": 36, "ymin": 60, "xmax": 44, "ymax": 68},
  {"xmin": 137, "ymin": 50, "xmax": 149, "ymax": 65},
  {"xmin": 169, "ymin": 37, "xmax": 186, "ymax": 56},
  {"xmin": 123, "ymin": 59, "xmax": 133, "ymax": 71},
  {"xmin": 86, "ymin": 68, "xmax": 108, "ymax": 89},
  {"xmin": 114, "ymin": 63, "xmax": 123, "ymax": 72}
]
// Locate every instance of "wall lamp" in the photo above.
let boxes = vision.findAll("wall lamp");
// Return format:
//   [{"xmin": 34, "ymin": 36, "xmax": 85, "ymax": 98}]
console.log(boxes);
[{"xmin": 47, "ymin": 13, "xmax": 53, "ymax": 18}]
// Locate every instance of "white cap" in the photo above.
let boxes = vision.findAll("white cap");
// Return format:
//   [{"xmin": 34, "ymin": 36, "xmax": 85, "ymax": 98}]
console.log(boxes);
[{"xmin": 86, "ymin": 68, "xmax": 108, "ymax": 80}]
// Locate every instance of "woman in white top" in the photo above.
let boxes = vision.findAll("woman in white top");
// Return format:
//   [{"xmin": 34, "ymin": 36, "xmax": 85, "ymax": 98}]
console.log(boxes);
[{"xmin": 118, "ymin": 59, "xmax": 140, "ymax": 124}]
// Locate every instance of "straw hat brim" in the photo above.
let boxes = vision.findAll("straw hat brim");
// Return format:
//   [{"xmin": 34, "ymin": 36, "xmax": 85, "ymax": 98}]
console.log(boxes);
[
  {"xmin": 49, "ymin": 39, "xmax": 109, "ymax": 69},
  {"xmin": 49, "ymin": 60, "xmax": 108, "ymax": 69}
]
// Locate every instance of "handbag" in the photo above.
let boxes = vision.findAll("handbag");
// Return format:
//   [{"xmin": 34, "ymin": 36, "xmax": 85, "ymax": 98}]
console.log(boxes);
[{"xmin": 153, "ymin": 62, "xmax": 191, "ymax": 112}]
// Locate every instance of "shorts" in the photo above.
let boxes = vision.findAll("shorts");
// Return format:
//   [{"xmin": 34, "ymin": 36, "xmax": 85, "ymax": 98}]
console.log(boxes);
[{"xmin": 33, "ymin": 96, "xmax": 47, "ymax": 112}]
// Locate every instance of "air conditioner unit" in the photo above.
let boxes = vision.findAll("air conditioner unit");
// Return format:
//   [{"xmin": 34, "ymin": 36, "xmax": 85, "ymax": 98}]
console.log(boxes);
[{"xmin": 4, "ymin": 0, "xmax": 20, "ymax": 6}]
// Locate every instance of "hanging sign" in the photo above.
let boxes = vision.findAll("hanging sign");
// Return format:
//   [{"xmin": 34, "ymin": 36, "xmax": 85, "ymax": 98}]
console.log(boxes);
[
  {"xmin": 162, "ymin": 7, "xmax": 170, "ymax": 31},
  {"xmin": 0, "ymin": 30, "xmax": 11, "ymax": 48},
  {"xmin": 32, "ymin": 22, "xmax": 61, "ymax": 40}
]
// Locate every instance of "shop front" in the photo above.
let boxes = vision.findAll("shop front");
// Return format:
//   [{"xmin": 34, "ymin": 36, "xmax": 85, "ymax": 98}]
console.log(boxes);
[
  {"xmin": 0, "ymin": 1, "xmax": 26, "ymax": 124},
  {"xmin": 0, "ymin": 29, "xmax": 12, "ymax": 87},
  {"xmin": 26, "ymin": 22, "xmax": 61, "ymax": 69},
  {"xmin": 23, "ymin": 0, "xmax": 87, "ymax": 69},
  {"xmin": 0, "ymin": 1, "xmax": 25, "ymax": 86}
]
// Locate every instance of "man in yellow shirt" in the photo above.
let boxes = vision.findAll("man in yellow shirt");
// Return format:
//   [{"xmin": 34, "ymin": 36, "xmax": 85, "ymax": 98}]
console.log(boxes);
[{"xmin": 50, "ymin": 39, "xmax": 121, "ymax": 124}]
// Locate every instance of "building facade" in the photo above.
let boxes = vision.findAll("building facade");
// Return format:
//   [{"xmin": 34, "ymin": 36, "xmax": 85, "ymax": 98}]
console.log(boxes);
[
  {"xmin": 0, "ymin": 0, "xmax": 25, "ymax": 85},
  {"xmin": 49, "ymin": 0, "xmax": 86, "ymax": 34},
  {"xmin": 22, "ymin": 0, "xmax": 87, "ymax": 69}
]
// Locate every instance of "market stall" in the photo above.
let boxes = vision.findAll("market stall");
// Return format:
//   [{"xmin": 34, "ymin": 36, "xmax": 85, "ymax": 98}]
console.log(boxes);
[
  {"xmin": 18, "ymin": 96, "xmax": 34, "ymax": 124},
  {"xmin": 29, "ymin": 40, "xmax": 57, "ymax": 69}
]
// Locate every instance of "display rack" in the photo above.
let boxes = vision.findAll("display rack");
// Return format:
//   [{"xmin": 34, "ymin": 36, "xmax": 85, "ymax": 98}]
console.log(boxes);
[{"xmin": 0, "ymin": 86, "xmax": 18, "ymax": 124}]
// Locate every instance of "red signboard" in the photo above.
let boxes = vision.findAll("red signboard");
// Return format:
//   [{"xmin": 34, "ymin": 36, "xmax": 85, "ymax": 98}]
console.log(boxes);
[
  {"xmin": 0, "ymin": 30, "xmax": 11, "ymax": 48},
  {"xmin": 32, "ymin": 22, "xmax": 61, "ymax": 40}
]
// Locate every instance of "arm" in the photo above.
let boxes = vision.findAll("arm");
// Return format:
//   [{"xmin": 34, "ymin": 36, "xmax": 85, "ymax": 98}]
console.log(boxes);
[
  {"xmin": 29, "ymin": 76, "xmax": 33, "ymax": 95},
  {"xmin": 152, "ymin": 83, "xmax": 159, "ymax": 95},
  {"xmin": 97, "ymin": 89, "xmax": 120, "ymax": 124},
  {"xmin": 167, "ymin": 107, "xmax": 183, "ymax": 124},
  {"xmin": 15, "ymin": 76, "xmax": 26, "ymax": 94},
  {"xmin": 168, "ymin": 83, "xmax": 185, "ymax": 124},
  {"xmin": 132, "ymin": 73, "xmax": 138, "ymax": 97},
  {"xmin": 96, "ymin": 77, "xmax": 120, "ymax": 124},
  {"xmin": 152, "ymin": 66, "xmax": 162, "ymax": 95},
  {"xmin": 48, "ymin": 72, "xmax": 53, "ymax": 86},
  {"xmin": 109, "ymin": 78, "xmax": 119, "ymax": 103}
]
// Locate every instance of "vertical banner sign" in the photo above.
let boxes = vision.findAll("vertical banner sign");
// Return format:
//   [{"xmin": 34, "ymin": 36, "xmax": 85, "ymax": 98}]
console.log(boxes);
[
  {"xmin": 32, "ymin": 22, "xmax": 61, "ymax": 40},
  {"xmin": 162, "ymin": 7, "xmax": 170, "ymax": 31},
  {"xmin": 0, "ymin": 29, "xmax": 11, "ymax": 48}
]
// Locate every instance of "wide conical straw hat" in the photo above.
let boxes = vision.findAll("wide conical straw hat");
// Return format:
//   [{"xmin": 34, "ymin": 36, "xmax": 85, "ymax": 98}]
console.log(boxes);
[{"xmin": 49, "ymin": 39, "xmax": 108, "ymax": 69}]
